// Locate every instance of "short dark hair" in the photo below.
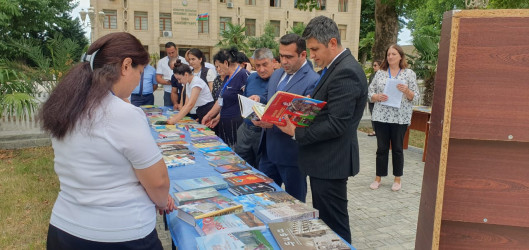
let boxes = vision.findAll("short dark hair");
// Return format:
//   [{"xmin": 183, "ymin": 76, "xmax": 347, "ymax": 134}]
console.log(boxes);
[
  {"xmin": 188, "ymin": 48, "xmax": 205, "ymax": 68},
  {"xmin": 302, "ymin": 16, "xmax": 341, "ymax": 46},
  {"xmin": 213, "ymin": 47, "xmax": 242, "ymax": 65},
  {"xmin": 165, "ymin": 42, "xmax": 176, "ymax": 49},
  {"xmin": 279, "ymin": 33, "xmax": 306, "ymax": 54},
  {"xmin": 40, "ymin": 32, "xmax": 149, "ymax": 139},
  {"xmin": 173, "ymin": 59, "xmax": 192, "ymax": 75}
]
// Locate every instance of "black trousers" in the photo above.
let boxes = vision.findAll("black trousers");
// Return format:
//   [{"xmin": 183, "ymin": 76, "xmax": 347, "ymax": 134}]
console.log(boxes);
[
  {"xmin": 47, "ymin": 224, "xmax": 162, "ymax": 250},
  {"xmin": 373, "ymin": 121, "xmax": 408, "ymax": 177},
  {"xmin": 131, "ymin": 93, "xmax": 154, "ymax": 107},
  {"xmin": 216, "ymin": 116, "xmax": 243, "ymax": 148},
  {"xmin": 368, "ymin": 102, "xmax": 375, "ymax": 131},
  {"xmin": 163, "ymin": 91, "xmax": 173, "ymax": 107},
  {"xmin": 195, "ymin": 101, "xmax": 215, "ymax": 124},
  {"xmin": 309, "ymin": 176, "xmax": 351, "ymax": 244}
]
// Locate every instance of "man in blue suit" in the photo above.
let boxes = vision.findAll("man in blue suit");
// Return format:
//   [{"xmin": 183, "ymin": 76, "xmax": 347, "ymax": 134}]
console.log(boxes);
[{"xmin": 253, "ymin": 33, "xmax": 319, "ymax": 202}]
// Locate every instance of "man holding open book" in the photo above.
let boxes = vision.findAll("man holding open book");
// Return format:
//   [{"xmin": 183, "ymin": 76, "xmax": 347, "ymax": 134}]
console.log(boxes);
[
  {"xmin": 277, "ymin": 16, "xmax": 368, "ymax": 244},
  {"xmin": 252, "ymin": 34, "xmax": 319, "ymax": 202}
]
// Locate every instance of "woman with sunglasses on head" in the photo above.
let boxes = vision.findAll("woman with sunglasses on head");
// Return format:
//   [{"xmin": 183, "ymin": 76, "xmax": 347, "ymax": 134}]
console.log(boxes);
[
  {"xmin": 41, "ymin": 32, "xmax": 174, "ymax": 249},
  {"xmin": 167, "ymin": 59, "xmax": 215, "ymax": 124}
]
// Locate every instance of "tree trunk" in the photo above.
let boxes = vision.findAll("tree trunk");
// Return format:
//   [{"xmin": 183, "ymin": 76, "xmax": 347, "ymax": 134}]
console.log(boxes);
[{"xmin": 372, "ymin": 0, "xmax": 399, "ymax": 62}]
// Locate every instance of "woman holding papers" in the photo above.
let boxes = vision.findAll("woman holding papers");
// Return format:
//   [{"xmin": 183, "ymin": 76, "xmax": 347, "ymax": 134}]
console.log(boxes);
[
  {"xmin": 167, "ymin": 60, "xmax": 215, "ymax": 124},
  {"xmin": 368, "ymin": 44, "xmax": 420, "ymax": 191},
  {"xmin": 40, "ymin": 32, "xmax": 174, "ymax": 249}
]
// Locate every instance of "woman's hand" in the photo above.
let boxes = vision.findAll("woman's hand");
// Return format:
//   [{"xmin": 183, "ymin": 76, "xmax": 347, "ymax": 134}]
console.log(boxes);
[
  {"xmin": 397, "ymin": 83, "xmax": 409, "ymax": 93},
  {"xmin": 157, "ymin": 195, "xmax": 176, "ymax": 215},
  {"xmin": 376, "ymin": 93, "xmax": 389, "ymax": 102},
  {"xmin": 207, "ymin": 115, "xmax": 220, "ymax": 128}
]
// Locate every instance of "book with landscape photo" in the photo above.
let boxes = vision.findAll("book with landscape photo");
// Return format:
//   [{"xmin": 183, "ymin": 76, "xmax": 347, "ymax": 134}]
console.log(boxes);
[
  {"xmin": 269, "ymin": 219, "xmax": 350, "ymax": 250},
  {"xmin": 195, "ymin": 212, "xmax": 266, "ymax": 236},
  {"xmin": 228, "ymin": 182, "xmax": 277, "ymax": 197},
  {"xmin": 176, "ymin": 196, "xmax": 243, "ymax": 226},
  {"xmin": 198, "ymin": 145, "xmax": 232, "ymax": 153},
  {"xmin": 173, "ymin": 187, "xmax": 221, "ymax": 205},
  {"xmin": 195, "ymin": 230, "xmax": 274, "ymax": 250},
  {"xmin": 224, "ymin": 173, "xmax": 273, "ymax": 186},
  {"xmin": 173, "ymin": 176, "xmax": 228, "ymax": 192},
  {"xmin": 254, "ymin": 203, "xmax": 319, "ymax": 224},
  {"xmin": 240, "ymin": 91, "xmax": 326, "ymax": 127},
  {"xmin": 208, "ymin": 158, "xmax": 246, "ymax": 167}
]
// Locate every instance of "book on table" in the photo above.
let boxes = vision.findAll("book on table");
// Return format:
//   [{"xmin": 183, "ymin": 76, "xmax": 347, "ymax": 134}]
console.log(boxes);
[
  {"xmin": 238, "ymin": 92, "xmax": 327, "ymax": 127},
  {"xmin": 173, "ymin": 176, "xmax": 228, "ymax": 192},
  {"xmin": 254, "ymin": 203, "xmax": 319, "ymax": 224},
  {"xmin": 269, "ymin": 219, "xmax": 351, "ymax": 250},
  {"xmin": 223, "ymin": 173, "xmax": 274, "ymax": 186},
  {"xmin": 195, "ymin": 211, "xmax": 266, "ymax": 236},
  {"xmin": 231, "ymin": 191, "xmax": 300, "ymax": 210},
  {"xmin": 207, "ymin": 157, "xmax": 246, "ymax": 167},
  {"xmin": 195, "ymin": 230, "xmax": 274, "ymax": 250},
  {"xmin": 228, "ymin": 182, "xmax": 277, "ymax": 196},
  {"xmin": 214, "ymin": 163, "xmax": 251, "ymax": 174},
  {"xmin": 173, "ymin": 187, "xmax": 221, "ymax": 205},
  {"xmin": 176, "ymin": 196, "xmax": 243, "ymax": 226}
]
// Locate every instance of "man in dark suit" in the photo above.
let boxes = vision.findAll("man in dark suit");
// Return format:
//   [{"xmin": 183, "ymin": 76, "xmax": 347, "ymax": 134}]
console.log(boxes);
[
  {"xmin": 253, "ymin": 33, "xmax": 319, "ymax": 202},
  {"xmin": 277, "ymin": 16, "xmax": 368, "ymax": 243}
]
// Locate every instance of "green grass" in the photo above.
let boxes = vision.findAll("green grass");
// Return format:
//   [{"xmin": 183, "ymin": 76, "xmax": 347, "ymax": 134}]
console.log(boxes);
[
  {"xmin": 358, "ymin": 126, "xmax": 426, "ymax": 149},
  {"xmin": 0, "ymin": 147, "xmax": 58, "ymax": 249}
]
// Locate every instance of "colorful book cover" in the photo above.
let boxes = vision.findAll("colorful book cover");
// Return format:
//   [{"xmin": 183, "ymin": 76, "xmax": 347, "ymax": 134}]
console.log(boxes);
[
  {"xmin": 195, "ymin": 230, "xmax": 273, "ymax": 250},
  {"xmin": 228, "ymin": 183, "xmax": 277, "ymax": 197},
  {"xmin": 205, "ymin": 153, "xmax": 244, "ymax": 162},
  {"xmin": 173, "ymin": 176, "xmax": 228, "ymax": 191},
  {"xmin": 253, "ymin": 91, "xmax": 327, "ymax": 127},
  {"xmin": 214, "ymin": 163, "xmax": 251, "ymax": 174},
  {"xmin": 231, "ymin": 191, "xmax": 299, "ymax": 210},
  {"xmin": 159, "ymin": 144, "xmax": 189, "ymax": 152},
  {"xmin": 198, "ymin": 145, "xmax": 232, "ymax": 153},
  {"xmin": 224, "ymin": 174, "xmax": 273, "ymax": 186},
  {"xmin": 220, "ymin": 170, "xmax": 258, "ymax": 178},
  {"xmin": 208, "ymin": 158, "xmax": 246, "ymax": 167},
  {"xmin": 173, "ymin": 187, "xmax": 221, "ymax": 205},
  {"xmin": 191, "ymin": 138, "xmax": 220, "ymax": 144},
  {"xmin": 269, "ymin": 219, "xmax": 351, "ymax": 250},
  {"xmin": 254, "ymin": 203, "xmax": 319, "ymax": 224},
  {"xmin": 163, "ymin": 155, "xmax": 195, "ymax": 168},
  {"xmin": 204, "ymin": 150, "xmax": 235, "ymax": 157},
  {"xmin": 195, "ymin": 212, "xmax": 266, "ymax": 236},
  {"xmin": 193, "ymin": 142, "xmax": 224, "ymax": 148},
  {"xmin": 177, "ymin": 196, "xmax": 243, "ymax": 226}
]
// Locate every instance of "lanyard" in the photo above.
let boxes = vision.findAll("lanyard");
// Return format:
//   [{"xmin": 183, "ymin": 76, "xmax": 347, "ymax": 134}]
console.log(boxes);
[
  {"xmin": 388, "ymin": 68, "xmax": 401, "ymax": 79},
  {"xmin": 220, "ymin": 65, "xmax": 240, "ymax": 96}
]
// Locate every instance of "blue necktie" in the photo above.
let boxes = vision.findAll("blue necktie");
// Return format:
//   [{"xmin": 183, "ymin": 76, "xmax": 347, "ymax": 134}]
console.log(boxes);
[
  {"xmin": 139, "ymin": 72, "xmax": 145, "ymax": 95},
  {"xmin": 314, "ymin": 67, "xmax": 327, "ymax": 88},
  {"xmin": 277, "ymin": 73, "xmax": 292, "ymax": 91}
]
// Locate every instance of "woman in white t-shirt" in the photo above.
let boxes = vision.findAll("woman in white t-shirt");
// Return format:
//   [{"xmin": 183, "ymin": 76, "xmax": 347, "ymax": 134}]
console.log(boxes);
[
  {"xmin": 40, "ymin": 32, "xmax": 174, "ymax": 249},
  {"xmin": 167, "ymin": 59, "xmax": 215, "ymax": 124}
]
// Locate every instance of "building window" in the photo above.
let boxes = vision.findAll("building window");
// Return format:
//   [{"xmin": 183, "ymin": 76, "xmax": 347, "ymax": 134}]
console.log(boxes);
[
  {"xmin": 246, "ymin": 0, "xmax": 255, "ymax": 5},
  {"xmin": 316, "ymin": 0, "xmax": 326, "ymax": 10},
  {"xmin": 220, "ymin": 17, "xmax": 232, "ymax": 33},
  {"xmin": 160, "ymin": 13, "xmax": 171, "ymax": 32},
  {"xmin": 293, "ymin": 21, "xmax": 303, "ymax": 27},
  {"xmin": 198, "ymin": 19, "xmax": 209, "ymax": 33},
  {"xmin": 134, "ymin": 11, "xmax": 148, "ymax": 30},
  {"xmin": 270, "ymin": 0, "xmax": 280, "ymax": 7},
  {"xmin": 103, "ymin": 10, "xmax": 117, "ymax": 29},
  {"xmin": 338, "ymin": 24, "xmax": 347, "ymax": 40},
  {"xmin": 270, "ymin": 20, "xmax": 280, "ymax": 37},
  {"xmin": 339, "ymin": 0, "xmax": 348, "ymax": 12},
  {"xmin": 220, "ymin": 0, "xmax": 226, "ymax": 3},
  {"xmin": 245, "ymin": 19, "xmax": 256, "ymax": 36}
]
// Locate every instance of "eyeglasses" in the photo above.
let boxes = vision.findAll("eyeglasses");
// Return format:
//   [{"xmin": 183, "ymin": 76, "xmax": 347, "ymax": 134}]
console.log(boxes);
[{"xmin": 373, "ymin": 64, "xmax": 379, "ymax": 67}]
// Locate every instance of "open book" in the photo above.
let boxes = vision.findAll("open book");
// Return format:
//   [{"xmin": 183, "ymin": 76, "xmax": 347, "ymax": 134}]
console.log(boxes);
[{"xmin": 238, "ymin": 92, "xmax": 326, "ymax": 127}]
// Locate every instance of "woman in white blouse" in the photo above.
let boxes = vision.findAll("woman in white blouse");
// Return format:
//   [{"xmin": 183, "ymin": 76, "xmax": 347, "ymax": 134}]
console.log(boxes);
[
  {"xmin": 368, "ymin": 44, "xmax": 420, "ymax": 191},
  {"xmin": 167, "ymin": 59, "xmax": 215, "ymax": 124}
]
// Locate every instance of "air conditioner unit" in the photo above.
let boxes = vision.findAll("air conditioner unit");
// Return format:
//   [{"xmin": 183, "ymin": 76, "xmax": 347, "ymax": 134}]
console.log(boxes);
[
  {"xmin": 227, "ymin": 2, "xmax": 234, "ymax": 8},
  {"xmin": 162, "ymin": 31, "xmax": 172, "ymax": 37}
]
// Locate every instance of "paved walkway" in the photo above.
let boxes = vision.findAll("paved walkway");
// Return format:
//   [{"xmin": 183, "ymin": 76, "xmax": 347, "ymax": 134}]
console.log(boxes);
[{"xmin": 156, "ymin": 124, "xmax": 425, "ymax": 250}]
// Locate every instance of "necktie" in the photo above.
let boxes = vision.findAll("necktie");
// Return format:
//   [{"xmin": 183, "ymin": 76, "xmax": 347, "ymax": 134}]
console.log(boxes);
[
  {"xmin": 277, "ymin": 73, "xmax": 292, "ymax": 91},
  {"xmin": 314, "ymin": 67, "xmax": 327, "ymax": 88},
  {"xmin": 139, "ymin": 72, "xmax": 145, "ymax": 95}
]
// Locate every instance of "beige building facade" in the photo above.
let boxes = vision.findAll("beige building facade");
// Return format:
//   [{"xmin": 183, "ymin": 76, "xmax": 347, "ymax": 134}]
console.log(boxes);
[{"xmin": 89, "ymin": 0, "xmax": 361, "ymax": 62}]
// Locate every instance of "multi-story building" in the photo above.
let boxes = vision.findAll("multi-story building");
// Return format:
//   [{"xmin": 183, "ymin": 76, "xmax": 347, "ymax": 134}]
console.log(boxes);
[{"xmin": 89, "ymin": 0, "xmax": 361, "ymax": 62}]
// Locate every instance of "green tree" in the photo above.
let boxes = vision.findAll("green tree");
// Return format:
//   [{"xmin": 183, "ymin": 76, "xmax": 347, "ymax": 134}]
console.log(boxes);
[
  {"xmin": 217, "ymin": 23, "xmax": 250, "ymax": 55},
  {"xmin": 489, "ymin": 0, "xmax": 529, "ymax": 8},
  {"xmin": 359, "ymin": 0, "xmax": 376, "ymax": 63},
  {"xmin": 0, "ymin": 0, "xmax": 88, "ymax": 62},
  {"xmin": 248, "ymin": 23, "xmax": 279, "ymax": 56},
  {"xmin": 407, "ymin": 26, "xmax": 439, "ymax": 106},
  {"xmin": 289, "ymin": 22, "xmax": 306, "ymax": 36},
  {"xmin": 0, "ymin": 60, "xmax": 38, "ymax": 120}
]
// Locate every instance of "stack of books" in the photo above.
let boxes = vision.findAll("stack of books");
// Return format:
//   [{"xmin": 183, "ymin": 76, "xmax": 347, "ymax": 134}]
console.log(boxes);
[{"xmin": 269, "ymin": 219, "xmax": 350, "ymax": 250}]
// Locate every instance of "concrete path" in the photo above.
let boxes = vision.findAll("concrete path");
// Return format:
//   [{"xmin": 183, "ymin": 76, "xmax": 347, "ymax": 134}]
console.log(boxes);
[{"xmin": 155, "ymin": 110, "xmax": 425, "ymax": 250}]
